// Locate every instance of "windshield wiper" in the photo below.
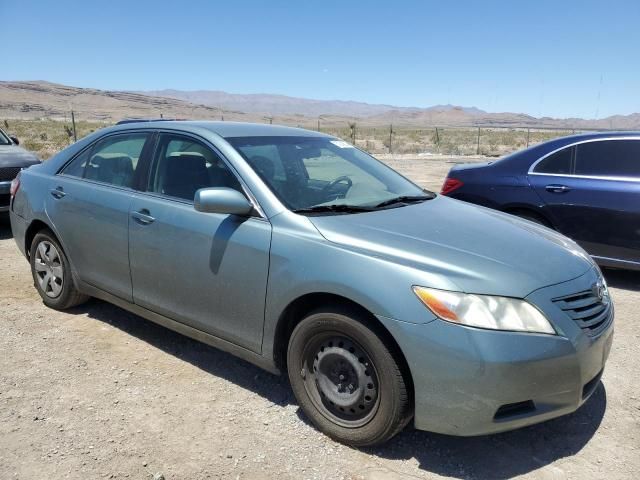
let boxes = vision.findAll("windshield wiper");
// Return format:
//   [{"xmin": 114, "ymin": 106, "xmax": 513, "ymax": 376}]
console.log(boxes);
[
  {"xmin": 374, "ymin": 193, "xmax": 436, "ymax": 209},
  {"xmin": 292, "ymin": 204, "xmax": 375, "ymax": 214}
]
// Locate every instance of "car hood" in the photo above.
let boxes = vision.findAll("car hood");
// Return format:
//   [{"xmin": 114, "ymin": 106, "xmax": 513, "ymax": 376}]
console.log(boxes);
[
  {"xmin": 307, "ymin": 196, "xmax": 594, "ymax": 298},
  {"xmin": 0, "ymin": 145, "xmax": 40, "ymax": 168}
]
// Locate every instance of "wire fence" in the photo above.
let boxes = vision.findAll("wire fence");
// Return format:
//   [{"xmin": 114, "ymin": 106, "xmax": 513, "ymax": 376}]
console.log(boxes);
[
  {"xmin": 315, "ymin": 124, "xmax": 592, "ymax": 157},
  {"xmin": 1, "ymin": 112, "xmax": 615, "ymax": 160}
]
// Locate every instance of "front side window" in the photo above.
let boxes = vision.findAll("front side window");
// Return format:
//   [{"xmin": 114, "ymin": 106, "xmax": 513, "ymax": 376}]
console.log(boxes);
[
  {"xmin": 227, "ymin": 136, "xmax": 427, "ymax": 211},
  {"xmin": 575, "ymin": 140, "xmax": 640, "ymax": 178},
  {"xmin": 533, "ymin": 147, "xmax": 573, "ymax": 174},
  {"xmin": 61, "ymin": 133, "xmax": 149, "ymax": 188},
  {"xmin": 148, "ymin": 133, "xmax": 242, "ymax": 201}
]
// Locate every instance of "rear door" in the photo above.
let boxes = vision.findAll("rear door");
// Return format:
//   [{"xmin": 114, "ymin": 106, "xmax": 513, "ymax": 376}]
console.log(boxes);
[
  {"xmin": 46, "ymin": 132, "xmax": 152, "ymax": 301},
  {"xmin": 128, "ymin": 132, "xmax": 271, "ymax": 352},
  {"xmin": 528, "ymin": 139, "xmax": 640, "ymax": 262}
]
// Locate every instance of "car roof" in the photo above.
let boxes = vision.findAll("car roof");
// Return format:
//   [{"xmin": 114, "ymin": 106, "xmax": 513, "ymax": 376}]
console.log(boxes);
[
  {"xmin": 492, "ymin": 130, "xmax": 640, "ymax": 168},
  {"xmin": 544, "ymin": 130, "xmax": 640, "ymax": 144},
  {"xmin": 110, "ymin": 120, "xmax": 332, "ymax": 139}
]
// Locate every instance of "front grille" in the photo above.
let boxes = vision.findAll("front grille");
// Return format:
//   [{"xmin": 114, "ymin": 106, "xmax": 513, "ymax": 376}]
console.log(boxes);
[
  {"xmin": 0, "ymin": 167, "xmax": 22, "ymax": 182},
  {"xmin": 553, "ymin": 289, "xmax": 612, "ymax": 335}
]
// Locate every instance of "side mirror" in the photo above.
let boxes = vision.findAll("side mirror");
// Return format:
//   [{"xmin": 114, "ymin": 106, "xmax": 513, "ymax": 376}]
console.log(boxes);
[
  {"xmin": 194, "ymin": 187, "xmax": 254, "ymax": 216},
  {"xmin": 10, "ymin": 136, "xmax": 19, "ymax": 145}
]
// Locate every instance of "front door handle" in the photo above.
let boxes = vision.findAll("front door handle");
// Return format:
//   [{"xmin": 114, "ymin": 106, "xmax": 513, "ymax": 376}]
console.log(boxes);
[
  {"xmin": 50, "ymin": 186, "xmax": 66, "ymax": 199},
  {"xmin": 131, "ymin": 209, "xmax": 155, "ymax": 225},
  {"xmin": 545, "ymin": 184, "xmax": 571, "ymax": 193}
]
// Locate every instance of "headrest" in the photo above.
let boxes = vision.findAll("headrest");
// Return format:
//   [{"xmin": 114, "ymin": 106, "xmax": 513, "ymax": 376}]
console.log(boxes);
[{"xmin": 250, "ymin": 155, "xmax": 275, "ymax": 180}]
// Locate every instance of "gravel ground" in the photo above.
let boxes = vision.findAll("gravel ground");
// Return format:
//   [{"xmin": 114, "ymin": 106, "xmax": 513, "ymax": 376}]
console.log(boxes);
[{"xmin": 1, "ymin": 156, "xmax": 639, "ymax": 480}]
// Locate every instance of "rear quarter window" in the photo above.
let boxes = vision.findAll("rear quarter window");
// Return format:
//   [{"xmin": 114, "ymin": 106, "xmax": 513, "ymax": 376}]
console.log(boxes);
[{"xmin": 533, "ymin": 147, "xmax": 573, "ymax": 174}]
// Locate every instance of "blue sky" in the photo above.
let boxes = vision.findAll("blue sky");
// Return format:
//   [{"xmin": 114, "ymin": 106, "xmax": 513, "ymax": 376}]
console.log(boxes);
[{"xmin": 2, "ymin": 0, "xmax": 638, "ymax": 118}]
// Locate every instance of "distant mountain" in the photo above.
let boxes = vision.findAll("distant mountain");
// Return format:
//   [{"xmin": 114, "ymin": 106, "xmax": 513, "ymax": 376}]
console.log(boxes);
[
  {"xmin": 143, "ymin": 89, "xmax": 494, "ymax": 119},
  {"xmin": 1, "ymin": 81, "xmax": 640, "ymax": 130},
  {"xmin": 142, "ymin": 89, "xmax": 418, "ymax": 117},
  {"xmin": 0, "ymin": 81, "xmax": 238, "ymax": 122}
]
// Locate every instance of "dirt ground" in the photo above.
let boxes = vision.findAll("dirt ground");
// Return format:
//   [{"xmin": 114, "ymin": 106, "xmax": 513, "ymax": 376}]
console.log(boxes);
[{"xmin": 1, "ymin": 156, "xmax": 639, "ymax": 480}]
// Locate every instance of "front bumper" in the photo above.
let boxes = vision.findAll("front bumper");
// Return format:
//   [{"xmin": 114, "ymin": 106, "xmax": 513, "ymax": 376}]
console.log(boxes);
[{"xmin": 377, "ymin": 266, "xmax": 613, "ymax": 436}]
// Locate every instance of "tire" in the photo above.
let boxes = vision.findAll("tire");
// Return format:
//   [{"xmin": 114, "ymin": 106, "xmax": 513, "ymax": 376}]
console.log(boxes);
[
  {"xmin": 287, "ymin": 307, "xmax": 413, "ymax": 447},
  {"xmin": 30, "ymin": 230, "xmax": 89, "ymax": 310}
]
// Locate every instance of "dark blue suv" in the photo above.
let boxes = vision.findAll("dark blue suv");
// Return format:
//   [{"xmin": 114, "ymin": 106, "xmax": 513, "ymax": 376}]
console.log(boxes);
[{"xmin": 442, "ymin": 132, "xmax": 640, "ymax": 270}]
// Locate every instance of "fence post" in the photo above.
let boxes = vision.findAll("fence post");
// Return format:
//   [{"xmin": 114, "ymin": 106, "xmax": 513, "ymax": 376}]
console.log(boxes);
[
  {"xmin": 389, "ymin": 124, "xmax": 393, "ymax": 154},
  {"xmin": 435, "ymin": 127, "xmax": 440, "ymax": 151},
  {"xmin": 317, "ymin": 118, "xmax": 320, "ymax": 131},
  {"xmin": 476, "ymin": 127, "xmax": 481, "ymax": 155},
  {"xmin": 526, "ymin": 128, "xmax": 530, "ymax": 147},
  {"xmin": 71, "ymin": 110, "xmax": 77, "ymax": 142}
]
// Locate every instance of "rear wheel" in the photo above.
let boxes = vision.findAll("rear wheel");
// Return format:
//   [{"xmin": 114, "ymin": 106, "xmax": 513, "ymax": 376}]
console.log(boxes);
[
  {"xmin": 287, "ymin": 308, "xmax": 412, "ymax": 446},
  {"xmin": 30, "ymin": 230, "xmax": 89, "ymax": 310}
]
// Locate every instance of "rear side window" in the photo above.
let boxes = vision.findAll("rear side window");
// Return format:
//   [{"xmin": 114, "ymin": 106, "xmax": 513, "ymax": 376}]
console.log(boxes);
[
  {"xmin": 62, "ymin": 133, "xmax": 149, "ymax": 188},
  {"xmin": 148, "ymin": 133, "xmax": 242, "ymax": 201},
  {"xmin": 533, "ymin": 147, "xmax": 572, "ymax": 174},
  {"xmin": 575, "ymin": 140, "xmax": 640, "ymax": 177}
]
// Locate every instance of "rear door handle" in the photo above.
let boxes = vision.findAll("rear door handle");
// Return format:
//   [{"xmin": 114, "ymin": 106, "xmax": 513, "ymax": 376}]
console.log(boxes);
[
  {"xmin": 50, "ymin": 186, "xmax": 66, "ymax": 199},
  {"xmin": 545, "ymin": 184, "xmax": 571, "ymax": 193},
  {"xmin": 131, "ymin": 209, "xmax": 155, "ymax": 225}
]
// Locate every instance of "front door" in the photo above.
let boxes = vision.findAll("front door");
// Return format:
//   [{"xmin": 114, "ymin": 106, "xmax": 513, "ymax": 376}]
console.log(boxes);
[{"xmin": 128, "ymin": 132, "xmax": 271, "ymax": 352}]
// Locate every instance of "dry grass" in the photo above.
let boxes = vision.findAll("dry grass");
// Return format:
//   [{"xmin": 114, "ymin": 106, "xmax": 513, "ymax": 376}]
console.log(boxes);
[{"xmin": 2, "ymin": 118, "xmax": 112, "ymax": 159}]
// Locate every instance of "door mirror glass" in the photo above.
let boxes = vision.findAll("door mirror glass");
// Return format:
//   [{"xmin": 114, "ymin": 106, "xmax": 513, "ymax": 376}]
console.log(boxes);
[
  {"xmin": 194, "ymin": 187, "xmax": 253, "ymax": 216},
  {"xmin": 10, "ymin": 136, "xmax": 19, "ymax": 145}
]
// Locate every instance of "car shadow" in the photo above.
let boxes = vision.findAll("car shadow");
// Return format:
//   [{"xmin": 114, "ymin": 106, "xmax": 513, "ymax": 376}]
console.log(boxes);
[
  {"xmin": 71, "ymin": 297, "xmax": 606, "ymax": 479},
  {"xmin": 362, "ymin": 383, "xmax": 606, "ymax": 479},
  {"xmin": 0, "ymin": 216, "xmax": 13, "ymax": 239},
  {"xmin": 69, "ymin": 298, "xmax": 293, "ymax": 406},
  {"xmin": 602, "ymin": 267, "xmax": 640, "ymax": 292}
]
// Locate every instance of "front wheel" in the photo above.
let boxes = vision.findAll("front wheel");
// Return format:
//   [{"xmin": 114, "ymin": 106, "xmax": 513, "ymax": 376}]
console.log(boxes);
[{"xmin": 287, "ymin": 308, "xmax": 413, "ymax": 446}]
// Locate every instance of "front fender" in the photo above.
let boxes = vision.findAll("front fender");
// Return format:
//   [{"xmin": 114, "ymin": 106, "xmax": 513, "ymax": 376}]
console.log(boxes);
[{"xmin": 261, "ymin": 218, "xmax": 444, "ymax": 361}]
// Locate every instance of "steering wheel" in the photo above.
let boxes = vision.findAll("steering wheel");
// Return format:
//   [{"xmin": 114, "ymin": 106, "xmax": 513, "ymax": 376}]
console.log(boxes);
[{"xmin": 322, "ymin": 175, "xmax": 353, "ymax": 197}]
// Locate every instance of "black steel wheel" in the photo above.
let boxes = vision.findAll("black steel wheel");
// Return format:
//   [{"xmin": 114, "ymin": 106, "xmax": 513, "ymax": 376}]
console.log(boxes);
[
  {"xmin": 287, "ymin": 307, "xmax": 413, "ymax": 447},
  {"xmin": 304, "ymin": 334, "xmax": 379, "ymax": 427}
]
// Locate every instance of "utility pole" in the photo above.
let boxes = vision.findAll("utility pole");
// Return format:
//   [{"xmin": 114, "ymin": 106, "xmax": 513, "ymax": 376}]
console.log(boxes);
[
  {"xmin": 389, "ymin": 124, "xmax": 393, "ymax": 153},
  {"xmin": 476, "ymin": 127, "xmax": 481, "ymax": 155}
]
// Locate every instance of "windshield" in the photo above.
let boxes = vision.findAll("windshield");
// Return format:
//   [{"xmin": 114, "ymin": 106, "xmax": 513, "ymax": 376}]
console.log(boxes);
[
  {"xmin": 0, "ymin": 129, "xmax": 10, "ymax": 146},
  {"xmin": 227, "ymin": 136, "xmax": 430, "ymax": 211}
]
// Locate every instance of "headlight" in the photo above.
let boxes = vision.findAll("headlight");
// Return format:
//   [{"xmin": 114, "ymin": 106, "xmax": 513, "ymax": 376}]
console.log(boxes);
[{"xmin": 413, "ymin": 286, "xmax": 555, "ymax": 334}]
